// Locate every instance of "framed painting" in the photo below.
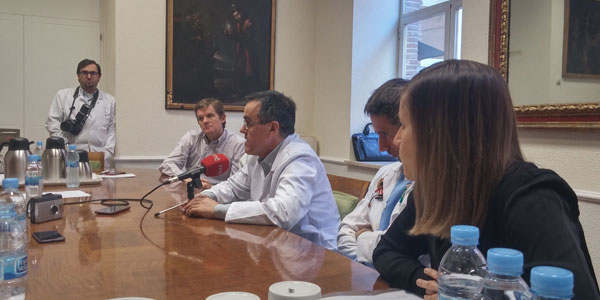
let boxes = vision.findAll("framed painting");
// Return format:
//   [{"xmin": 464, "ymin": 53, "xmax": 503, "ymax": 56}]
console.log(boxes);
[
  {"xmin": 562, "ymin": 0, "xmax": 600, "ymax": 79},
  {"xmin": 489, "ymin": 0, "xmax": 600, "ymax": 129},
  {"xmin": 166, "ymin": 0, "xmax": 276, "ymax": 111}
]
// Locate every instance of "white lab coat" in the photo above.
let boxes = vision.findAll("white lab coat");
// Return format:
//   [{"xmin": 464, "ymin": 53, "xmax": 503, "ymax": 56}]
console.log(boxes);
[
  {"xmin": 209, "ymin": 134, "xmax": 340, "ymax": 250},
  {"xmin": 337, "ymin": 162, "xmax": 411, "ymax": 263},
  {"xmin": 45, "ymin": 87, "xmax": 116, "ymax": 169}
]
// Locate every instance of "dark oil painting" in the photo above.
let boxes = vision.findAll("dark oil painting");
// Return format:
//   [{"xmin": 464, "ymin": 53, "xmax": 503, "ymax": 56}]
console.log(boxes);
[
  {"xmin": 166, "ymin": 0, "xmax": 275, "ymax": 110},
  {"xmin": 563, "ymin": 0, "xmax": 600, "ymax": 79}
]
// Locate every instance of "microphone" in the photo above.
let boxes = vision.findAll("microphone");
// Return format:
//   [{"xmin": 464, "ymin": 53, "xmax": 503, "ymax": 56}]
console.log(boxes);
[{"xmin": 166, "ymin": 153, "xmax": 230, "ymax": 183}]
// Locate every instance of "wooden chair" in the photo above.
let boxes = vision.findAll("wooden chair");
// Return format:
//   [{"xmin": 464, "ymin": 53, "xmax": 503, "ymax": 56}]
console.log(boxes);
[
  {"xmin": 327, "ymin": 174, "xmax": 370, "ymax": 199},
  {"xmin": 327, "ymin": 174, "xmax": 370, "ymax": 219}
]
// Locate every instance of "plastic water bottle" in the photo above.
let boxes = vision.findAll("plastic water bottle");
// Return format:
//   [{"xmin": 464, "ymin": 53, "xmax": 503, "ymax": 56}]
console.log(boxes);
[
  {"xmin": 65, "ymin": 144, "xmax": 80, "ymax": 188},
  {"xmin": 25, "ymin": 155, "xmax": 43, "ymax": 203},
  {"xmin": 481, "ymin": 248, "xmax": 531, "ymax": 300},
  {"xmin": 0, "ymin": 203, "xmax": 28, "ymax": 299},
  {"xmin": 33, "ymin": 141, "xmax": 43, "ymax": 156},
  {"xmin": 438, "ymin": 225, "xmax": 488, "ymax": 300},
  {"xmin": 0, "ymin": 178, "xmax": 26, "ymax": 231},
  {"xmin": 530, "ymin": 266, "xmax": 573, "ymax": 300}
]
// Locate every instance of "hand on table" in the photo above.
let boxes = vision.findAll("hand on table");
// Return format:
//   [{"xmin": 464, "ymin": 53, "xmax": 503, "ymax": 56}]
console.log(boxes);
[
  {"xmin": 416, "ymin": 268, "xmax": 439, "ymax": 300},
  {"xmin": 182, "ymin": 196, "xmax": 218, "ymax": 219}
]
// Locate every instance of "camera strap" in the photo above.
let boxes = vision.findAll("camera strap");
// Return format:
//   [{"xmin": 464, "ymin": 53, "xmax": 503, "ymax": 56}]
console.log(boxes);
[
  {"xmin": 66, "ymin": 86, "xmax": 80, "ymax": 120},
  {"xmin": 66, "ymin": 86, "xmax": 100, "ymax": 120}
]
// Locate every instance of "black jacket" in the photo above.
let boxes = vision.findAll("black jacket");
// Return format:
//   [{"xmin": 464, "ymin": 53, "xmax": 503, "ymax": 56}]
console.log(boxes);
[{"xmin": 373, "ymin": 161, "xmax": 599, "ymax": 299}]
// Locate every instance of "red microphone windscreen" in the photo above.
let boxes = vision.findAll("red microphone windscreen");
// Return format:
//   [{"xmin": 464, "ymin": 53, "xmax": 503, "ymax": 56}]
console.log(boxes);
[{"xmin": 201, "ymin": 154, "xmax": 230, "ymax": 177}]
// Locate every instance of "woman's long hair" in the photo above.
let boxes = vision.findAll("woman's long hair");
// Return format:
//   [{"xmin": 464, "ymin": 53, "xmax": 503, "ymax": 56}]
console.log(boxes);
[{"xmin": 406, "ymin": 60, "xmax": 524, "ymax": 238}]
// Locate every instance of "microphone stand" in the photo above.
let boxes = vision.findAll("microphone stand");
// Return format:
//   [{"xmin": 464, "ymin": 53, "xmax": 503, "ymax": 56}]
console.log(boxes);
[{"xmin": 154, "ymin": 174, "xmax": 203, "ymax": 217}]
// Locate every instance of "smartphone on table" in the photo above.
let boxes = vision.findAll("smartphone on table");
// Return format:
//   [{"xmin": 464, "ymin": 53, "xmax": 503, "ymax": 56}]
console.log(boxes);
[
  {"xmin": 95, "ymin": 205, "xmax": 130, "ymax": 215},
  {"xmin": 33, "ymin": 231, "xmax": 65, "ymax": 243}
]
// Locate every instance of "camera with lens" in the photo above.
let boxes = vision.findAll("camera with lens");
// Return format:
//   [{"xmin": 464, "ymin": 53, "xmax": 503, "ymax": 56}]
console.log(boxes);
[
  {"xmin": 29, "ymin": 193, "xmax": 64, "ymax": 224},
  {"xmin": 60, "ymin": 104, "xmax": 91, "ymax": 135}
]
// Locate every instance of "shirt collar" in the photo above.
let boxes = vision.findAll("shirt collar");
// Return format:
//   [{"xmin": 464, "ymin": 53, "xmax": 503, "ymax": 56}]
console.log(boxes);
[
  {"xmin": 202, "ymin": 129, "xmax": 228, "ymax": 145},
  {"xmin": 79, "ymin": 87, "xmax": 99, "ymax": 103},
  {"xmin": 258, "ymin": 138, "xmax": 285, "ymax": 176}
]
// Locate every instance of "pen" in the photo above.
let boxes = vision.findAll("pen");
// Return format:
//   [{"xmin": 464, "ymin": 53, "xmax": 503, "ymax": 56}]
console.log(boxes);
[{"xmin": 154, "ymin": 201, "xmax": 188, "ymax": 217}]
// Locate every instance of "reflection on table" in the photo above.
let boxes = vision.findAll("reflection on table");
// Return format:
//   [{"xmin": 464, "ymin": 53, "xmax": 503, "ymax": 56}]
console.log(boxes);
[{"xmin": 26, "ymin": 169, "xmax": 388, "ymax": 299}]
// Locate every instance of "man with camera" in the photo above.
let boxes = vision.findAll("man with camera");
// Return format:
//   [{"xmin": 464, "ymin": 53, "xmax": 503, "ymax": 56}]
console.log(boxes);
[{"xmin": 45, "ymin": 59, "xmax": 116, "ymax": 170}]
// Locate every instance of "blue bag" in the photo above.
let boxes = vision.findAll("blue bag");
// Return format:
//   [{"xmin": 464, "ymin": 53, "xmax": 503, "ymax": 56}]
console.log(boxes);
[{"xmin": 351, "ymin": 123, "xmax": 397, "ymax": 161}]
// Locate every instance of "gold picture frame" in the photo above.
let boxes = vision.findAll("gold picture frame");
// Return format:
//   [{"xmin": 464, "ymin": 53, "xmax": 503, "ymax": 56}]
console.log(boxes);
[
  {"xmin": 489, "ymin": 0, "xmax": 600, "ymax": 129},
  {"xmin": 166, "ymin": 0, "xmax": 276, "ymax": 111}
]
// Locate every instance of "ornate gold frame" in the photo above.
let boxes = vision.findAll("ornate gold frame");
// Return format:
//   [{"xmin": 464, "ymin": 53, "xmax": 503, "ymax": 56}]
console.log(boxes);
[
  {"xmin": 488, "ymin": 0, "xmax": 600, "ymax": 129},
  {"xmin": 165, "ymin": 0, "xmax": 276, "ymax": 111}
]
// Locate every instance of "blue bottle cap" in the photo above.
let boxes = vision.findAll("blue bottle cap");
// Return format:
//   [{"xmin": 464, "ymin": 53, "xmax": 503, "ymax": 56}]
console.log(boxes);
[
  {"xmin": 37, "ymin": 141, "xmax": 43, "ymax": 146},
  {"xmin": 450, "ymin": 225, "xmax": 479, "ymax": 246},
  {"xmin": 2, "ymin": 178, "xmax": 19, "ymax": 189},
  {"xmin": 531, "ymin": 266, "xmax": 573, "ymax": 299},
  {"xmin": 69, "ymin": 144, "xmax": 76, "ymax": 151},
  {"xmin": 487, "ymin": 248, "xmax": 523, "ymax": 276},
  {"xmin": 29, "ymin": 154, "xmax": 41, "ymax": 162}
]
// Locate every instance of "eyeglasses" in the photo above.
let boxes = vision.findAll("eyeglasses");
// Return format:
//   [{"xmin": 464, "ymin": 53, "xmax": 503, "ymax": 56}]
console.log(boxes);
[
  {"xmin": 79, "ymin": 71, "xmax": 99, "ymax": 77},
  {"xmin": 243, "ymin": 119, "xmax": 270, "ymax": 129}
]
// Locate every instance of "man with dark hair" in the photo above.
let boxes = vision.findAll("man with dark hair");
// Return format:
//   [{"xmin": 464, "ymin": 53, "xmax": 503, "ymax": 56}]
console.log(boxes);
[
  {"xmin": 159, "ymin": 98, "xmax": 245, "ymax": 188},
  {"xmin": 45, "ymin": 58, "xmax": 116, "ymax": 170},
  {"xmin": 183, "ymin": 90, "xmax": 340, "ymax": 250},
  {"xmin": 338, "ymin": 78, "xmax": 413, "ymax": 264}
]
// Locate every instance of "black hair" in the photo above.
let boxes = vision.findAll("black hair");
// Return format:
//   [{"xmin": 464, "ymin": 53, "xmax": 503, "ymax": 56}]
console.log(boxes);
[
  {"xmin": 76, "ymin": 59, "xmax": 102, "ymax": 75},
  {"xmin": 244, "ymin": 90, "xmax": 296, "ymax": 137},
  {"xmin": 363, "ymin": 78, "xmax": 409, "ymax": 125}
]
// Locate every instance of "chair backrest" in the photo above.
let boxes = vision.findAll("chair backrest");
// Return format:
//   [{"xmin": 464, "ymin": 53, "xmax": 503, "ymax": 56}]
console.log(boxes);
[
  {"xmin": 327, "ymin": 174, "xmax": 369, "ymax": 199},
  {"xmin": 327, "ymin": 174, "xmax": 370, "ymax": 219}
]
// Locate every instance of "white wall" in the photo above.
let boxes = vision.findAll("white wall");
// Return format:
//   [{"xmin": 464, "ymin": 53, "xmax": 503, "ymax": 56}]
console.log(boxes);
[
  {"xmin": 509, "ymin": 0, "xmax": 600, "ymax": 106},
  {"xmin": 0, "ymin": 13, "xmax": 23, "ymax": 131},
  {"xmin": 0, "ymin": 0, "xmax": 101, "ymax": 144},
  {"xmin": 350, "ymin": 0, "xmax": 400, "ymax": 139},
  {"xmin": 273, "ymin": 0, "xmax": 317, "ymax": 137},
  {"xmin": 313, "ymin": 0, "xmax": 354, "ymax": 160},
  {"xmin": 461, "ymin": 0, "xmax": 490, "ymax": 63},
  {"xmin": 0, "ymin": 0, "xmax": 99, "ymax": 21}
]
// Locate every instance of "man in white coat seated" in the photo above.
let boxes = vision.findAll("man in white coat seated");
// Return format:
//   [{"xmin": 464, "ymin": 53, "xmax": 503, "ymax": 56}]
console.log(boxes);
[
  {"xmin": 183, "ymin": 90, "xmax": 340, "ymax": 250},
  {"xmin": 337, "ymin": 79, "xmax": 413, "ymax": 264}
]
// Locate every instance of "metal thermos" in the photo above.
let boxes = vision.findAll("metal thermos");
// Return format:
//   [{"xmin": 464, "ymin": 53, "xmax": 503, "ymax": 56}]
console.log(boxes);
[
  {"xmin": 0, "ymin": 137, "xmax": 32, "ymax": 183},
  {"xmin": 42, "ymin": 137, "xmax": 66, "ymax": 181},
  {"xmin": 77, "ymin": 150, "xmax": 92, "ymax": 179}
]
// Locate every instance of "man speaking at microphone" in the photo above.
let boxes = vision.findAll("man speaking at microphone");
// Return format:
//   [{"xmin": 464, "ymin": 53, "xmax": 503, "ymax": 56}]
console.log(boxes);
[
  {"xmin": 183, "ymin": 91, "xmax": 340, "ymax": 250},
  {"xmin": 159, "ymin": 98, "xmax": 245, "ymax": 188}
]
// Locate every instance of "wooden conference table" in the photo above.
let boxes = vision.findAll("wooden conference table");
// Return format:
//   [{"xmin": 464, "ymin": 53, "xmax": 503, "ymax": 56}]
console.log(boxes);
[{"xmin": 26, "ymin": 169, "xmax": 389, "ymax": 299}]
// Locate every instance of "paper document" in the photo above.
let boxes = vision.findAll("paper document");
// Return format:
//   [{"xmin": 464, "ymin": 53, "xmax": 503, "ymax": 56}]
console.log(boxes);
[
  {"xmin": 100, "ymin": 173, "xmax": 136, "ymax": 179},
  {"xmin": 322, "ymin": 290, "xmax": 422, "ymax": 300},
  {"xmin": 43, "ymin": 190, "xmax": 91, "ymax": 199}
]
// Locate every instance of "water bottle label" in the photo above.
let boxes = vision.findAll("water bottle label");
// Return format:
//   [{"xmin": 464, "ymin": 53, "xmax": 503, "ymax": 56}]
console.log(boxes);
[
  {"xmin": 25, "ymin": 176, "xmax": 42, "ymax": 186},
  {"xmin": 67, "ymin": 161, "xmax": 79, "ymax": 168},
  {"xmin": 1, "ymin": 255, "xmax": 27, "ymax": 280}
]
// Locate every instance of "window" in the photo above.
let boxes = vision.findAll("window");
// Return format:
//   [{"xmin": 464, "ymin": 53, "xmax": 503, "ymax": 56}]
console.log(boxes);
[{"xmin": 399, "ymin": 0, "xmax": 462, "ymax": 79}]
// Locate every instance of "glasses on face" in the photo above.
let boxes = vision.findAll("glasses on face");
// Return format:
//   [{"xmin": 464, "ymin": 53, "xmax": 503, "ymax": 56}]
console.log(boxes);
[
  {"xmin": 79, "ymin": 71, "xmax": 99, "ymax": 77},
  {"xmin": 243, "ymin": 119, "xmax": 269, "ymax": 129}
]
